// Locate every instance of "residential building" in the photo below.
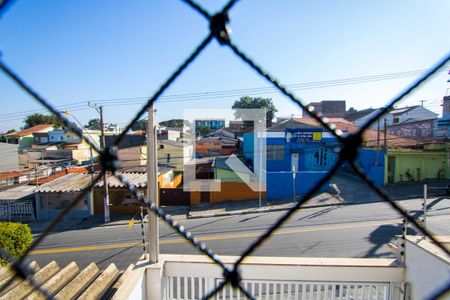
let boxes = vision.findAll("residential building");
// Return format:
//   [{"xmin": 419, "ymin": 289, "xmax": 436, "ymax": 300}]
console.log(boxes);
[
  {"xmin": 105, "ymin": 134, "xmax": 145, "ymax": 149},
  {"xmin": 344, "ymin": 107, "xmax": 380, "ymax": 128},
  {"xmin": 305, "ymin": 100, "xmax": 346, "ymax": 118},
  {"xmin": 228, "ymin": 120, "xmax": 246, "ymax": 135},
  {"xmin": 158, "ymin": 140, "xmax": 193, "ymax": 171},
  {"xmin": 0, "ymin": 184, "xmax": 35, "ymax": 222},
  {"xmin": 194, "ymin": 119, "xmax": 225, "ymax": 136},
  {"xmin": 436, "ymin": 95, "xmax": 450, "ymax": 137},
  {"xmin": 243, "ymin": 118, "xmax": 341, "ymax": 200},
  {"xmin": 195, "ymin": 135, "xmax": 239, "ymax": 157},
  {"xmin": 385, "ymin": 149, "xmax": 448, "ymax": 184},
  {"xmin": 35, "ymin": 169, "xmax": 176, "ymax": 219},
  {"xmin": 158, "ymin": 128, "xmax": 182, "ymax": 141},
  {"xmin": 0, "ymin": 143, "xmax": 19, "ymax": 173},
  {"xmin": 4, "ymin": 124, "xmax": 54, "ymax": 150}
]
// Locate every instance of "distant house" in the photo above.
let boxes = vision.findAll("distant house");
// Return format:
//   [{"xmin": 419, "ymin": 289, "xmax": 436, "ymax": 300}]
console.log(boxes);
[
  {"xmin": 195, "ymin": 136, "xmax": 239, "ymax": 157},
  {"xmin": 344, "ymin": 108, "xmax": 380, "ymax": 128},
  {"xmin": 4, "ymin": 124, "xmax": 54, "ymax": 150},
  {"xmin": 105, "ymin": 134, "xmax": 145, "ymax": 149},
  {"xmin": 194, "ymin": 119, "xmax": 225, "ymax": 136},
  {"xmin": 158, "ymin": 128, "xmax": 181, "ymax": 142},
  {"xmin": 385, "ymin": 149, "xmax": 448, "ymax": 184},
  {"xmin": 158, "ymin": 140, "xmax": 193, "ymax": 171},
  {"xmin": 435, "ymin": 95, "xmax": 450, "ymax": 137},
  {"xmin": 306, "ymin": 100, "xmax": 347, "ymax": 118},
  {"xmin": 345, "ymin": 105, "xmax": 438, "ymax": 133},
  {"xmin": 35, "ymin": 169, "xmax": 177, "ymax": 219}
]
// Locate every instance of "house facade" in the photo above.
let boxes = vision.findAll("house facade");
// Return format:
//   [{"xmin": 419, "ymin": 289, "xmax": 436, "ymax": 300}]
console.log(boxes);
[
  {"xmin": 243, "ymin": 119, "xmax": 341, "ymax": 200},
  {"xmin": 385, "ymin": 150, "xmax": 449, "ymax": 184},
  {"xmin": 4, "ymin": 124, "xmax": 54, "ymax": 150}
]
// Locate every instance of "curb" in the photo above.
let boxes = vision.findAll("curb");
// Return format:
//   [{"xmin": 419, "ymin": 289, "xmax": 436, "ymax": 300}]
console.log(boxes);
[{"xmin": 186, "ymin": 201, "xmax": 353, "ymax": 219}]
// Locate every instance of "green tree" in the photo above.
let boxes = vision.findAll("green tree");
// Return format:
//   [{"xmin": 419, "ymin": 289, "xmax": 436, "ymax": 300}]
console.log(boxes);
[
  {"xmin": 131, "ymin": 119, "xmax": 148, "ymax": 131},
  {"xmin": 232, "ymin": 96, "xmax": 277, "ymax": 127},
  {"xmin": 199, "ymin": 126, "xmax": 210, "ymax": 136},
  {"xmin": 5, "ymin": 129, "xmax": 16, "ymax": 134},
  {"xmin": 159, "ymin": 119, "xmax": 188, "ymax": 128},
  {"xmin": 85, "ymin": 118, "xmax": 101, "ymax": 130},
  {"xmin": 23, "ymin": 113, "xmax": 62, "ymax": 129},
  {"xmin": 0, "ymin": 222, "xmax": 32, "ymax": 266}
]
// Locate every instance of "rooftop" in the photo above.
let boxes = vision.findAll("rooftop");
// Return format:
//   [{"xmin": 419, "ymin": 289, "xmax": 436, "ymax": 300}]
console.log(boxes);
[{"xmin": 5, "ymin": 124, "xmax": 54, "ymax": 137}]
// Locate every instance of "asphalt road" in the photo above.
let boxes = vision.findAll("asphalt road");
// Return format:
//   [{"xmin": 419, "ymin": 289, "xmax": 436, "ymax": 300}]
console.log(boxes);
[{"xmin": 28, "ymin": 197, "xmax": 450, "ymax": 270}]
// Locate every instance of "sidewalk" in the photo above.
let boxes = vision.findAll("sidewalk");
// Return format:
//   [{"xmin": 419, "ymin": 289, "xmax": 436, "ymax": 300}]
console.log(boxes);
[
  {"xmin": 29, "ymin": 205, "xmax": 191, "ymax": 234},
  {"xmin": 28, "ymin": 173, "xmax": 449, "ymax": 232}
]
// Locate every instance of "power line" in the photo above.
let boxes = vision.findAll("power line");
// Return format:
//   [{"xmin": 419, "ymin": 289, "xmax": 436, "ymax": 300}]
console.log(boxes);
[{"xmin": 2, "ymin": 67, "xmax": 449, "ymax": 124}]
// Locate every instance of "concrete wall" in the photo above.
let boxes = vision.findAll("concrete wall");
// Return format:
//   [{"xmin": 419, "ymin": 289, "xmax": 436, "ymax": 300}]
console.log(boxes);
[
  {"xmin": 266, "ymin": 171, "xmax": 328, "ymax": 200},
  {"xmin": 36, "ymin": 191, "xmax": 90, "ymax": 220},
  {"xmin": 0, "ymin": 143, "xmax": 19, "ymax": 172},
  {"xmin": 209, "ymin": 182, "xmax": 265, "ymax": 203},
  {"xmin": 357, "ymin": 148, "xmax": 386, "ymax": 186},
  {"xmin": 387, "ymin": 119, "xmax": 435, "ymax": 137},
  {"xmin": 385, "ymin": 152, "xmax": 448, "ymax": 184}
]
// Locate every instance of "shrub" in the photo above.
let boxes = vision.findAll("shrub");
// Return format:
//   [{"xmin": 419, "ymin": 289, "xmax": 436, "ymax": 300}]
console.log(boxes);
[{"xmin": 0, "ymin": 222, "xmax": 32, "ymax": 266}]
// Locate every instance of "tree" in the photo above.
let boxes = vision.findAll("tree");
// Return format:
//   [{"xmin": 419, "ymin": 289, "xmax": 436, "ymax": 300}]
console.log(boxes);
[
  {"xmin": 131, "ymin": 119, "xmax": 148, "ymax": 131},
  {"xmin": 23, "ymin": 113, "xmax": 62, "ymax": 129},
  {"xmin": 85, "ymin": 118, "xmax": 101, "ymax": 130},
  {"xmin": 232, "ymin": 96, "xmax": 277, "ymax": 127},
  {"xmin": 159, "ymin": 119, "xmax": 189, "ymax": 128},
  {"xmin": 5, "ymin": 129, "xmax": 16, "ymax": 134},
  {"xmin": 199, "ymin": 126, "xmax": 210, "ymax": 136}
]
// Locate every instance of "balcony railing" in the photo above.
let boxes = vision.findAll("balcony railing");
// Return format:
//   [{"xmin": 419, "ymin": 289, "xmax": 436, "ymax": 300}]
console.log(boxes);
[{"xmin": 113, "ymin": 236, "xmax": 450, "ymax": 300}]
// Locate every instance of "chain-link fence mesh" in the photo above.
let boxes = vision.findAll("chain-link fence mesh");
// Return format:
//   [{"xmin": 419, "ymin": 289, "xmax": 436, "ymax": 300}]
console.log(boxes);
[{"xmin": 1, "ymin": 0, "xmax": 450, "ymax": 299}]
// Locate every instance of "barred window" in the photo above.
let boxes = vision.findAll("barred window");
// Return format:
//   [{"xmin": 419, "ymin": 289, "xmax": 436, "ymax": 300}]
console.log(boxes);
[{"xmin": 267, "ymin": 144, "xmax": 284, "ymax": 160}]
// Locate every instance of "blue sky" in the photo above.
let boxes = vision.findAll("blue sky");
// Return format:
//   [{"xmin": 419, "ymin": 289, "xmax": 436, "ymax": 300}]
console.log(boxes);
[{"xmin": 1, "ymin": 0, "xmax": 449, "ymax": 131}]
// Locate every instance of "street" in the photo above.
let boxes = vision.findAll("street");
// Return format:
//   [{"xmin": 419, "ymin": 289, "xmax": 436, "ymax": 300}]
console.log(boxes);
[{"xmin": 28, "ymin": 197, "xmax": 450, "ymax": 271}]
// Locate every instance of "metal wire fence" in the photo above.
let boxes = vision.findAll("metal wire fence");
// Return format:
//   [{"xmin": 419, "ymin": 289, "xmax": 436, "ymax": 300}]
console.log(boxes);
[{"xmin": 1, "ymin": 0, "xmax": 450, "ymax": 299}]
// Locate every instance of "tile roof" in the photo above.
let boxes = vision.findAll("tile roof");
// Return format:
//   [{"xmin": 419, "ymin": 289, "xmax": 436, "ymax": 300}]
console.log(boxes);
[
  {"xmin": 5, "ymin": 124, "xmax": 53, "ymax": 137},
  {"xmin": 0, "ymin": 260, "xmax": 132, "ymax": 299}
]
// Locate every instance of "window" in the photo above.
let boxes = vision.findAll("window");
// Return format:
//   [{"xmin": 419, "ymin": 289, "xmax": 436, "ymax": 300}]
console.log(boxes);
[
  {"xmin": 393, "ymin": 117, "xmax": 400, "ymax": 124},
  {"xmin": 267, "ymin": 144, "xmax": 284, "ymax": 160},
  {"xmin": 313, "ymin": 148, "xmax": 329, "ymax": 166}
]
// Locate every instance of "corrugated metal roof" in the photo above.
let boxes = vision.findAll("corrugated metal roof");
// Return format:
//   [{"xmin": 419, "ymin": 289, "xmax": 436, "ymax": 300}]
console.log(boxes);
[
  {"xmin": 98, "ymin": 172, "xmax": 147, "ymax": 188},
  {"xmin": 35, "ymin": 171, "xmax": 171, "ymax": 192},
  {"xmin": 36, "ymin": 173, "xmax": 92, "ymax": 193}
]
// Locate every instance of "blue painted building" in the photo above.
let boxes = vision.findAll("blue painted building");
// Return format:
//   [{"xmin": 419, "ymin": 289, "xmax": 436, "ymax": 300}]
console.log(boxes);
[
  {"xmin": 194, "ymin": 119, "xmax": 225, "ymax": 136},
  {"xmin": 243, "ymin": 119, "xmax": 342, "ymax": 200}
]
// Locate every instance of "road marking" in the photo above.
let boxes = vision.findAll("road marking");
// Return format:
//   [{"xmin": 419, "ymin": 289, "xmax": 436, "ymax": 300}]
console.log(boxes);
[{"xmin": 30, "ymin": 214, "xmax": 450, "ymax": 255}]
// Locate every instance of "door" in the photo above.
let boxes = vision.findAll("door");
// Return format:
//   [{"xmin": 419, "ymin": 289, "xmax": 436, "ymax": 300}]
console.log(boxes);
[{"xmin": 387, "ymin": 156, "xmax": 396, "ymax": 183}]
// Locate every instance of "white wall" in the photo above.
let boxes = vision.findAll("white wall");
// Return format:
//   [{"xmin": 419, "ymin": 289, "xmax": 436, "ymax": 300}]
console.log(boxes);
[
  {"xmin": 0, "ymin": 143, "xmax": 19, "ymax": 172},
  {"xmin": 405, "ymin": 236, "xmax": 450, "ymax": 299}
]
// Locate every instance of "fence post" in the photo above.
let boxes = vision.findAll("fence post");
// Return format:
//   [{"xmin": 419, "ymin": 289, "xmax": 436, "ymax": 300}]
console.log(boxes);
[{"xmin": 423, "ymin": 184, "xmax": 427, "ymax": 238}]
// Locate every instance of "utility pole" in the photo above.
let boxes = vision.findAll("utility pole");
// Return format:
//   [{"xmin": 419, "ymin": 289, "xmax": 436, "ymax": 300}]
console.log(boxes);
[
  {"xmin": 89, "ymin": 103, "xmax": 111, "ymax": 223},
  {"xmin": 147, "ymin": 105, "xmax": 159, "ymax": 263},
  {"xmin": 99, "ymin": 106, "xmax": 110, "ymax": 223}
]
